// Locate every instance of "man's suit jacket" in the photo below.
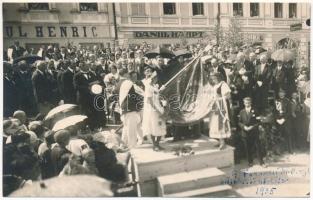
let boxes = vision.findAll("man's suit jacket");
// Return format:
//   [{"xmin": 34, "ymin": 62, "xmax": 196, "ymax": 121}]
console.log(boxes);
[
  {"xmin": 4, "ymin": 76, "xmax": 18, "ymax": 117},
  {"xmin": 254, "ymin": 63, "xmax": 272, "ymax": 88},
  {"xmin": 272, "ymin": 66, "xmax": 288, "ymax": 92},
  {"xmin": 32, "ymin": 70, "xmax": 49, "ymax": 103},
  {"xmin": 73, "ymin": 71, "xmax": 97, "ymax": 106},
  {"xmin": 232, "ymin": 61, "xmax": 254, "ymax": 91},
  {"xmin": 10, "ymin": 45, "xmax": 26, "ymax": 60},
  {"xmin": 53, "ymin": 52, "xmax": 69, "ymax": 61},
  {"xmin": 62, "ymin": 68, "xmax": 76, "ymax": 103},
  {"xmin": 45, "ymin": 70, "xmax": 59, "ymax": 104},
  {"xmin": 13, "ymin": 69, "xmax": 34, "ymax": 97},
  {"xmin": 238, "ymin": 107, "xmax": 259, "ymax": 137}
]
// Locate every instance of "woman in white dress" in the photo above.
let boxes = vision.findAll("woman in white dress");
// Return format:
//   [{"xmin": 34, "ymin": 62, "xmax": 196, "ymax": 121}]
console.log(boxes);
[
  {"xmin": 209, "ymin": 72, "xmax": 232, "ymax": 150},
  {"xmin": 142, "ymin": 67, "xmax": 167, "ymax": 151}
]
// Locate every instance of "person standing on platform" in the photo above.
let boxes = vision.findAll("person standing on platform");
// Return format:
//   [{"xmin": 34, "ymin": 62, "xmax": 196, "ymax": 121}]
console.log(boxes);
[
  {"xmin": 238, "ymin": 97, "xmax": 265, "ymax": 167},
  {"xmin": 119, "ymin": 79, "xmax": 142, "ymax": 149},
  {"xmin": 208, "ymin": 72, "xmax": 231, "ymax": 150},
  {"xmin": 142, "ymin": 68, "xmax": 167, "ymax": 151}
]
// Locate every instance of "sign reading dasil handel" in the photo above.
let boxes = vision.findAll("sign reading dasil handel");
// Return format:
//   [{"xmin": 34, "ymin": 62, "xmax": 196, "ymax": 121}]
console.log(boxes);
[{"xmin": 134, "ymin": 31, "xmax": 205, "ymax": 38}]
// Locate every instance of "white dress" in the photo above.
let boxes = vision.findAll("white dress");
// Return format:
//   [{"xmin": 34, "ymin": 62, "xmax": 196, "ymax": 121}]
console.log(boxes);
[
  {"xmin": 209, "ymin": 81, "xmax": 231, "ymax": 139},
  {"xmin": 142, "ymin": 81, "xmax": 166, "ymax": 137}
]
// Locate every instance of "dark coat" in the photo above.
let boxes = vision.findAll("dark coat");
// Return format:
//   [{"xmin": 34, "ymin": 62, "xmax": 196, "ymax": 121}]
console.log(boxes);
[
  {"xmin": 53, "ymin": 52, "xmax": 69, "ymax": 61},
  {"xmin": 62, "ymin": 68, "xmax": 76, "ymax": 104},
  {"xmin": 45, "ymin": 70, "xmax": 59, "ymax": 105},
  {"xmin": 73, "ymin": 71, "xmax": 97, "ymax": 113},
  {"xmin": 238, "ymin": 107, "xmax": 259, "ymax": 137},
  {"xmin": 253, "ymin": 63, "xmax": 272, "ymax": 111},
  {"xmin": 10, "ymin": 45, "xmax": 26, "ymax": 60},
  {"xmin": 272, "ymin": 65, "xmax": 288, "ymax": 94},
  {"xmin": 3, "ymin": 76, "xmax": 18, "ymax": 117},
  {"xmin": 13, "ymin": 69, "xmax": 38, "ymax": 115},
  {"xmin": 32, "ymin": 70, "xmax": 49, "ymax": 103}
]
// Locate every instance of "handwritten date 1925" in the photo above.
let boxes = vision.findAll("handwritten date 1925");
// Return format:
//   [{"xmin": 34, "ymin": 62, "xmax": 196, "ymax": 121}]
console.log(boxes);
[{"xmin": 256, "ymin": 187, "xmax": 277, "ymax": 196}]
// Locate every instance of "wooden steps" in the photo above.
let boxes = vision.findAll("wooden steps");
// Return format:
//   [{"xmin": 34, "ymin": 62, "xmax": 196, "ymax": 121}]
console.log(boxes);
[
  {"xmin": 130, "ymin": 136, "xmax": 235, "ymax": 197},
  {"xmin": 164, "ymin": 184, "xmax": 232, "ymax": 197},
  {"xmin": 158, "ymin": 167, "xmax": 233, "ymax": 197}
]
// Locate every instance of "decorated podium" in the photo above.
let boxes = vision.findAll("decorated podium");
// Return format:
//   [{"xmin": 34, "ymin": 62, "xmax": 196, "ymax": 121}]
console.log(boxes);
[{"xmin": 130, "ymin": 136, "xmax": 234, "ymax": 197}]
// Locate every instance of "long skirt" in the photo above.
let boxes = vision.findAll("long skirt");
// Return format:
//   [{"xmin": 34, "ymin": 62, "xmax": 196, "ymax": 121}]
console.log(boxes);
[
  {"xmin": 121, "ymin": 111, "xmax": 141, "ymax": 149},
  {"xmin": 209, "ymin": 111, "xmax": 231, "ymax": 139}
]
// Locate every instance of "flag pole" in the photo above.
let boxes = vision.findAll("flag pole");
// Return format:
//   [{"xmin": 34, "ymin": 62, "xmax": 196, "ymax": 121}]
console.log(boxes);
[{"xmin": 161, "ymin": 50, "xmax": 205, "ymax": 90}]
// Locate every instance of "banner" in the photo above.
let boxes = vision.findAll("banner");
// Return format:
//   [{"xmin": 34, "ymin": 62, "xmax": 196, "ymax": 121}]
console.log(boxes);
[{"xmin": 160, "ymin": 53, "xmax": 215, "ymax": 124}]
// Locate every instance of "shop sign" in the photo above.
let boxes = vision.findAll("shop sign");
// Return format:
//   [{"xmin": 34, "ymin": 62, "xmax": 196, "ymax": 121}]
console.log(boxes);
[
  {"xmin": 134, "ymin": 31, "xmax": 204, "ymax": 38},
  {"xmin": 290, "ymin": 23, "xmax": 302, "ymax": 31},
  {"xmin": 3, "ymin": 24, "xmax": 110, "ymax": 38}
]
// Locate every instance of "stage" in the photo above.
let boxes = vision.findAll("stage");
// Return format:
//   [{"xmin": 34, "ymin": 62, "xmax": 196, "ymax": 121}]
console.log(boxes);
[{"xmin": 130, "ymin": 135, "xmax": 235, "ymax": 197}]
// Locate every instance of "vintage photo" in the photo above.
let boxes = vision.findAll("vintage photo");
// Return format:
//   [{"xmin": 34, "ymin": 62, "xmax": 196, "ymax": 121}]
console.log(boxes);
[{"xmin": 2, "ymin": 1, "xmax": 311, "ymax": 198}]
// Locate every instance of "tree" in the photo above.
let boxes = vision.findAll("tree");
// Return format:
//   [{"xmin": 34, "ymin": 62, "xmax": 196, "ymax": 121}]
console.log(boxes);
[{"xmin": 225, "ymin": 17, "xmax": 244, "ymax": 48}]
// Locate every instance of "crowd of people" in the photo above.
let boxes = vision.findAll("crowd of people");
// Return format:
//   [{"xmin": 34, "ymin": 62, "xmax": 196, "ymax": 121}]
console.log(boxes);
[{"xmin": 3, "ymin": 40, "xmax": 310, "ymax": 196}]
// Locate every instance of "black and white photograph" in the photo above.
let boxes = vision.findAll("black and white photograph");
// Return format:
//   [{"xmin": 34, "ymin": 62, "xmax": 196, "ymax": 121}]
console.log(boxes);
[{"xmin": 1, "ymin": 1, "xmax": 311, "ymax": 198}]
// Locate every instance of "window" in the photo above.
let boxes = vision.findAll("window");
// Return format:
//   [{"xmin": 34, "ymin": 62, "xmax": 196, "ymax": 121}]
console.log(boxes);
[
  {"xmin": 79, "ymin": 3, "xmax": 98, "ymax": 12},
  {"xmin": 289, "ymin": 3, "xmax": 297, "ymax": 18},
  {"xmin": 28, "ymin": 3, "xmax": 49, "ymax": 10},
  {"xmin": 192, "ymin": 3, "xmax": 204, "ymax": 16},
  {"xmin": 250, "ymin": 3, "xmax": 259, "ymax": 17},
  {"xmin": 233, "ymin": 3, "xmax": 243, "ymax": 17},
  {"xmin": 131, "ymin": 3, "xmax": 146, "ymax": 16},
  {"xmin": 163, "ymin": 3, "xmax": 176, "ymax": 15},
  {"xmin": 274, "ymin": 3, "xmax": 283, "ymax": 18}
]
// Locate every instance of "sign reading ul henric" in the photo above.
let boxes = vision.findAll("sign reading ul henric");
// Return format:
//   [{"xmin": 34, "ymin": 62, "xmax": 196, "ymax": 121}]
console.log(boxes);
[
  {"xmin": 134, "ymin": 31, "xmax": 205, "ymax": 38},
  {"xmin": 3, "ymin": 24, "xmax": 111, "ymax": 38}
]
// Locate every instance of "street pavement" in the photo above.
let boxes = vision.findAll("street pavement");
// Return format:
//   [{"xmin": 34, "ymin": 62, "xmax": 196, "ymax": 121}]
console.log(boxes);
[{"xmin": 221, "ymin": 150, "xmax": 310, "ymax": 197}]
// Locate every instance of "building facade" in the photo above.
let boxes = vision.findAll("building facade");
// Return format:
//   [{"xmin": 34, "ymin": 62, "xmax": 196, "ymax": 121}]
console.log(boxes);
[
  {"xmin": 3, "ymin": 3, "xmax": 116, "ymax": 51},
  {"xmin": 3, "ymin": 2, "xmax": 311, "ymax": 65}
]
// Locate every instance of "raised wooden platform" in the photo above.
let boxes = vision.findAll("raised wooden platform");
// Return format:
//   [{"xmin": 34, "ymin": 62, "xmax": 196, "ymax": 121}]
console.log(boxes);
[{"xmin": 130, "ymin": 136, "xmax": 235, "ymax": 197}]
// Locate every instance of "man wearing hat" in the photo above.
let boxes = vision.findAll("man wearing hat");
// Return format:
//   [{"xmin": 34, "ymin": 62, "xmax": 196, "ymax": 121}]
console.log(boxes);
[
  {"xmin": 238, "ymin": 97, "xmax": 264, "ymax": 167},
  {"xmin": 275, "ymin": 88, "xmax": 293, "ymax": 153}
]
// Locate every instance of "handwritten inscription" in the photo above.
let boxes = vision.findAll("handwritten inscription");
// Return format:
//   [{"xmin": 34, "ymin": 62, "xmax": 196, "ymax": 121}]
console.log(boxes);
[{"xmin": 221, "ymin": 167, "xmax": 309, "ymax": 186}]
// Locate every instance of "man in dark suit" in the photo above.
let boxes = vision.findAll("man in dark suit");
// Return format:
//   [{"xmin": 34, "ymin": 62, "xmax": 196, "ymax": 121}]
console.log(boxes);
[
  {"xmin": 45, "ymin": 60, "xmax": 60, "ymax": 106},
  {"xmin": 61, "ymin": 60, "xmax": 77, "ymax": 104},
  {"xmin": 3, "ymin": 62, "xmax": 18, "ymax": 117},
  {"xmin": 253, "ymin": 54, "xmax": 272, "ymax": 112},
  {"xmin": 10, "ymin": 41, "xmax": 26, "ymax": 60},
  {"xmin": 232, "ymin": 53, "xmax": 254, "ymax": 107},
  {"xmin": 271, "ymin": 60, "xmax": 288, "ymax": 97},
  {"xmin": 13, "ymin": 61, "xmax": 37, "ymax": 116},
  {"xmin": 32, "ymin": 61, "xmax": 53, "ymax": 115},
  {"xmin": 74, "ymin": 62, "xmax": 103, "ymax": 130},
  {"xmin": 238, "ymin": 97, "xmax": 264, "ymax": 167}
]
